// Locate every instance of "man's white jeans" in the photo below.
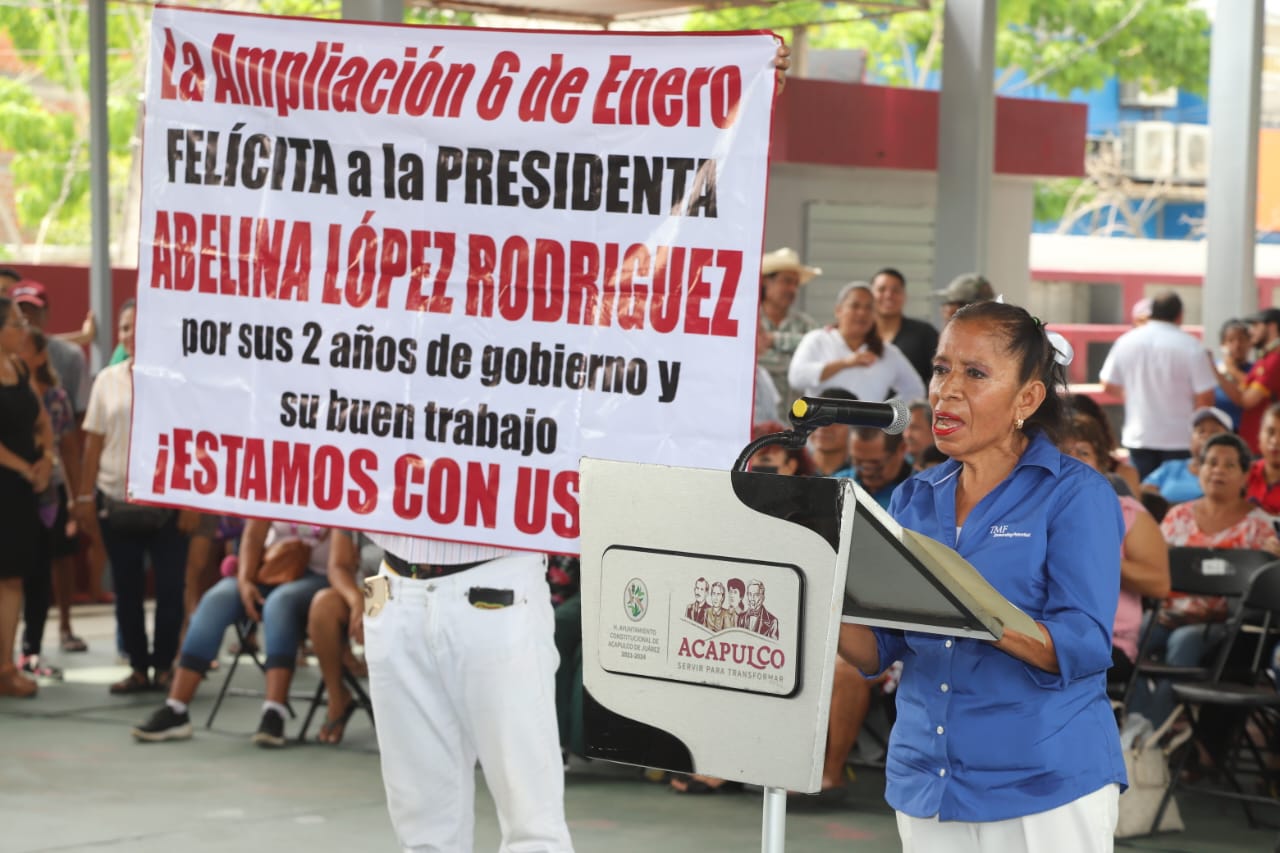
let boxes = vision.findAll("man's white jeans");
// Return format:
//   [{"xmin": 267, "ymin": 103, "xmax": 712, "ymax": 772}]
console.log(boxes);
[{"xmin": 365, "ymin": 553, "xmax": 573, "ymax": 853}]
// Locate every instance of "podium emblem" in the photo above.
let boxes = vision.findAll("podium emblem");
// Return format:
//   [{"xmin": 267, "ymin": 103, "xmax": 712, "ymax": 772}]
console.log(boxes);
[
  {"xmin": 624, "ymin": 578, "xmax": 649, "ymax": 621},
  {"xmin": 599, "ymin": 546, "xmax": 802, "ymax": 697}
]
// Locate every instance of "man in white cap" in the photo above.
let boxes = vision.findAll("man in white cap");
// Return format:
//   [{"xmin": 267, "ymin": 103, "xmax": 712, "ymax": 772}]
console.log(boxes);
[
  {"xmin": 934, "ymin": 273, "xmax": 994, "ymax": 324},
  {"xmin": 1130, "ymin": 298, "xmax": 1153, "ymax": 326},
  {"xmin": 757, "ymin": 247, "xmax": 820, "ymax": 408},
  {"xmin": 1141, "ymin": 406, "xmax": 1233, "ymax": 505},
  {"xmin": 11, "ymin": 281, "xmax": 89, "ymax": 416}
]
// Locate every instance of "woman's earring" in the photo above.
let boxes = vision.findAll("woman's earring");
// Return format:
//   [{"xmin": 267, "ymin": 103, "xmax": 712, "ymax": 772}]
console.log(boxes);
[{"xmin": 1015, "ymin": 417, "xmax": 1025, "ymax": 430}]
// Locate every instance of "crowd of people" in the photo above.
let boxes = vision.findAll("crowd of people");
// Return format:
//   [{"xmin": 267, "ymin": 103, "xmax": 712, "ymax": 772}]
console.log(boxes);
[
  {"xmin": 7, "ymin": 251, "xmax": 1280, "ymax": 851},
  {"xmin": 748, "ymin": 255, "xmax": 1280, "ymax": 844},
  {"xmin": 0, "ymin": 273, "xmax": 377, "ymax": 747}
]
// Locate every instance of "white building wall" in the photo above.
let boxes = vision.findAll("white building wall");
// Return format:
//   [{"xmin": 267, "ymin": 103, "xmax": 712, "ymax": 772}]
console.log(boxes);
[{"xmin": 764, "ymin": 162, "xmax": 1035, "ymax": 322}]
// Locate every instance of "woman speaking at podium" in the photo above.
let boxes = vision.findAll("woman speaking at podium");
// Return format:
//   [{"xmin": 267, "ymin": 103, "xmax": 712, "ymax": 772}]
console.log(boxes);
[{"xmin": 839, "ymin": 302, "xmax": 1126, "ymax": 852}]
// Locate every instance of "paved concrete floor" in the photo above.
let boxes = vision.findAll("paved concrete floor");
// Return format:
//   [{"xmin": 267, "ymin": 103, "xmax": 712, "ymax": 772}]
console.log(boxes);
[{"xmin": 2, "ymin": 604, "xmax": 1279, "ymax": 852}]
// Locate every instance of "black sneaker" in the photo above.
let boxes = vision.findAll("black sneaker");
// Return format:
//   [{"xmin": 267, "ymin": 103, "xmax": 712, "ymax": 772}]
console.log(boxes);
[
  {"xmin": 131, "ymin": 705, "xmax": 192, "ymax": 742},
  {"xmin": 251, "ymin": 708, "xmax": 286, "ymax": 748}
]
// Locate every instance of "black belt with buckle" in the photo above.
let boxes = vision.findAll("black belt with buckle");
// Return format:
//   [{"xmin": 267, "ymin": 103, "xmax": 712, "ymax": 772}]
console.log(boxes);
[{"xmin": 384, "ymin": 551, "xmax": 486, "ymax": 580}]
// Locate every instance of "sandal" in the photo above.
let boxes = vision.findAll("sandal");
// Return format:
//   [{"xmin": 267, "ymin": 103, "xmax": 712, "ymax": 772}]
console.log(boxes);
[
  {"xmin": 109, "ymin": 670, "xmax": 152, "ymax": 695},
  {"xmin": 670, "ymin": 774, "xmax": 744, "ymax": 795},
  {"xmin": 60, "ymin": 633, "xmax": 88, "ymax": 653},
  {"xmin": 20, "ymin": 655, "xmax": 63, "ymax": 680},
  {"xmin": 316, "ymin": 692, "xmax": 357, "ymax": 745}
]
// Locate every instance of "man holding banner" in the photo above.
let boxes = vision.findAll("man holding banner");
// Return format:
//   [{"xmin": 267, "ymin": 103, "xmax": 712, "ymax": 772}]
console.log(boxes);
[{"xmin": 133, "ymin": 7, "xmax": 784, "ymax": 850}]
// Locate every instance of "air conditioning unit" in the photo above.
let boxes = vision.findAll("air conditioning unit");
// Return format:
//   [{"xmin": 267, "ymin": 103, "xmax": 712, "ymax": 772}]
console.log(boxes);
[
  {"xmin": 1120, "ymin": 121, "xmax": 1176, "ymax": 180},
  {"xmin": 1119, "ymin": 80, "xmax": 1179, "ymax": 108},
  {"xmin": 1176, "ymin": 124, "xmax": 1210, "ymax": 183},
  {"xmin": 1085, "ymin": 135, "xmax": 1120, "ymax": 169}
]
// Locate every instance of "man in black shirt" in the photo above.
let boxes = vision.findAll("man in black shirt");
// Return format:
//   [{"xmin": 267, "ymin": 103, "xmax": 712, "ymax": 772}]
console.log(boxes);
[{"xmin": 871, "ymin": 267, "xmax": 938, "ymax": 390}]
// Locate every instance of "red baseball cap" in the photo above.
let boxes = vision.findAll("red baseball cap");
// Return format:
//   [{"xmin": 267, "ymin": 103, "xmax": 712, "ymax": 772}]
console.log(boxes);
[{"xmin": 11, "ymin": 281, "xmax": 46, "ymax": 309}]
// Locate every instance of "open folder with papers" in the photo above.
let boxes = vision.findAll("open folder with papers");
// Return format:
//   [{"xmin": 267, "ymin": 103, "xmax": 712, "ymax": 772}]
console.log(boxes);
[{"xmin": 840, "ymin": 481, "xmax": 1044, "ymax": 645}]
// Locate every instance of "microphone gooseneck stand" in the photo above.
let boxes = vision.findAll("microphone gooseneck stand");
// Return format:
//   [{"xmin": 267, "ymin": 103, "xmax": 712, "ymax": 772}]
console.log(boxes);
[
  {"xmin": 732, "ymin": 395, "xmax": 904, "ymax": 851},
  {"xmin": 732, "ymin": 406, "xmax": 820, "ymax": 853},
  {"xmin": 733, "ymin": 397, "xmax": 829, "ymax": 474},
  {"xmin": 732, "ymin": 427, "xmax": 810, "ymax": 474}
]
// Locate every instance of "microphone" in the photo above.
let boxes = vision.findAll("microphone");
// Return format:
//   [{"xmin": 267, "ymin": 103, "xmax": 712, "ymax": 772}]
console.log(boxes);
[{"xmin": 789, "ymin": 396, "xmax": 910, "ymax": 434}]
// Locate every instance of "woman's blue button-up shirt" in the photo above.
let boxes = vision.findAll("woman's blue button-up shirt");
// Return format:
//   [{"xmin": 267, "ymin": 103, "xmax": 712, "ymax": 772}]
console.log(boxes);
[{"xmin": 875, "ymin": 431, "xmax": 1128, "ymax": 822}]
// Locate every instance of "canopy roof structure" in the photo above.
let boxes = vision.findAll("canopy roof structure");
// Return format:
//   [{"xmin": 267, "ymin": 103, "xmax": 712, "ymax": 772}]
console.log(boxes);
[{"xmin": 409, "ymin": 0, "xmax": 929, "ymax": 27}]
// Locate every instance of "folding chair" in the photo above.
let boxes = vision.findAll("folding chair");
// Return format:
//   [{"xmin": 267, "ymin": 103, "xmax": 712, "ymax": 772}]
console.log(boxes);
[
  {"xmin": 1153, "ymin": 560, "xmax": 1280, "ymax": 833},
  {"xmin": 296, "ymin": 665, "xmax": 375, "ymax": 743},
  {"xmin": 205, "ymin": 619, "xmax": 299, "ymax": 729},
  {"xmin": 1121, "ymin": 546, "xmax": 1275, "ymax": 719}
]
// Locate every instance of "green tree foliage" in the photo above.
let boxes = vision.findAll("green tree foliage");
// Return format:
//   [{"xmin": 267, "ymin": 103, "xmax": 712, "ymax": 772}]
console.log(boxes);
[
  {"xmin": 689, "ymin": 1, "xmax": 1210, "ymax": 232},
  {"xmin": 688, "ymin": 0, "xmax": 1209, "ymax": 96},
  {"xmin": 0, "ymin": 2, "xmax": 148, "ymax": 249},
  {"xmin": 0, "ymin": 1, "xmax": 473, "ymax": 253},
  {"xmin": 1034, "ymin": 177, "xmax": 1097, "ymax": 225}
]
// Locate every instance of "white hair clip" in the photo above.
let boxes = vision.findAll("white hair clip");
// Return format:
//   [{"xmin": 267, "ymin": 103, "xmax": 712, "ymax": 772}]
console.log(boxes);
[{"xmin": 1045, "ymin": 330, "xmax": 1074, "ymax": 367}]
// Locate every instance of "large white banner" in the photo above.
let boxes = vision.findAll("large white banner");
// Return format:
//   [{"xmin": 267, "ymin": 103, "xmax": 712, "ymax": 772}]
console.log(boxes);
[{"xmin": 131, "ymin": 6, "xmax": 776, "ymax": 553}]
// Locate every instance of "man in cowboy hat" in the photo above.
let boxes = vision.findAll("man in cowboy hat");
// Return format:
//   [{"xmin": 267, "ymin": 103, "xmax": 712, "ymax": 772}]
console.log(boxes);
[{"xmin": 758, "ymin": 247, "xmax": 821, "ymax": 410}]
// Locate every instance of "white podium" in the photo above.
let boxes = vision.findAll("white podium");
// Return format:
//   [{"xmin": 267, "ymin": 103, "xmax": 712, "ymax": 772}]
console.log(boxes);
[
  {"xmin": 580, "ymin": 458, "xmax": 854, "ymax": 795},
  {"xmin": 579, "ymin": 457, "xmax": 1019, "ymax": 851}
]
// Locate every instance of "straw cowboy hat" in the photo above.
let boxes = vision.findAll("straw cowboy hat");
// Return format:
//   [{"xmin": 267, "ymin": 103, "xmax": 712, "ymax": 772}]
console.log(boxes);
[{"xmin": 760, "ymin": 248, "xmax": 822, "ymax": 284}]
